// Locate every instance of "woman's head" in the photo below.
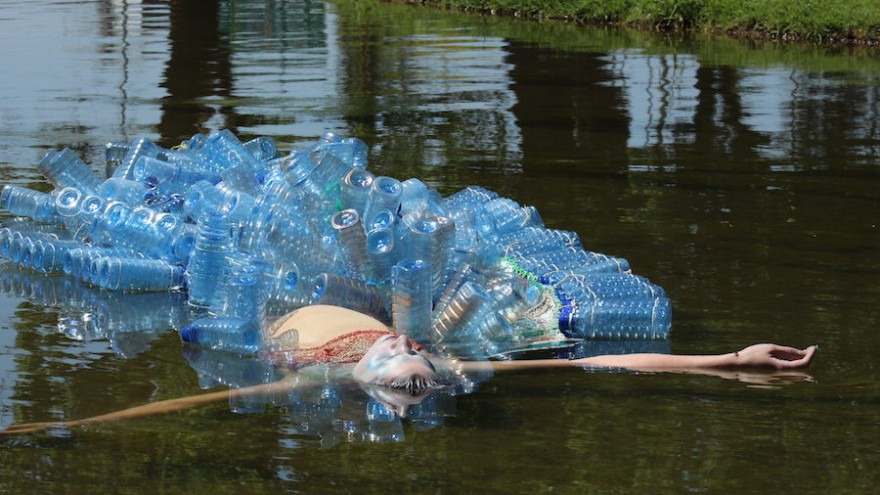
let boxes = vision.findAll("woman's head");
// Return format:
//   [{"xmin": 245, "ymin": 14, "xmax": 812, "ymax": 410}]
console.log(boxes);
[{"xmin": 353, "ymin": 334, "xmax": 439, "ymax": 394}]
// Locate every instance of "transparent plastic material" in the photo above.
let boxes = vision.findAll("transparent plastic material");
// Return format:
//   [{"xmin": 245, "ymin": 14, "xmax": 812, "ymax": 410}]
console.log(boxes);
[
  {"xmin": 186, "ymin": 212, "xmax": 233, "ymax": 308},
  {"xmin": 312, "ymin": 272, "xmax": 387, "ymax": 320},
  {"xmin": 243, "ymin": 136, "xmax": 278, "ymax": 162},
  {"xmin": 180, "ymin": 317, "xmax": 262, "ymax": 355},
  {"xmin": 391, "ymin": 259, "xmax": 432, "ymax": 342},
  {"xmin": 114, "ymin": 137, "xmax": 163, "ymax": 180},
  {"xmin": 559, "ymin": 296, "xmax": 672, "ymax": 340},
  {"xmin": 366, "ymin": 227, "xmax": 396, "ymax": 285},
  {"xmin": 331, "ymin": 209, "xmax": 371, "ymax": 280},
  {"xmin": 0, "ymin": 129, "xmax": 674, "ymax": 365},
  {"xmin": 0, "ymin": 184, "xmax": 62, "ymax": 223},
  {"xmin": 340, "ymin": 169, "xmax": 374, "ymax": 215},
  {"xmin": 363, "ymin": 176, "xmax": 401, "ymax": 231},
  {"xmin": 221, "ymin": 262, "xmax": 267, "ymax": 323},
  {"xmin": 98, "ymin": 178, "xmax": 151, "ymax": 206},
  {"xmin": 552, "ymin": 273, "xmax": 672, "ymax": 340},
  {"xmin": 37, "ymin": 148, "xmax": 103, "ymax": 196},
  {"xmin": 94, "ymin": 256, "xmax": 186, "ymax": 292}
]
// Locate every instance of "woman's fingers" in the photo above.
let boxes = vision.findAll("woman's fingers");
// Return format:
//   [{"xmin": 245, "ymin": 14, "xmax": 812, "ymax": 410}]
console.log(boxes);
[{"xmin": 772, "ymin": 345, "xmax": 816, "ymax": 368}]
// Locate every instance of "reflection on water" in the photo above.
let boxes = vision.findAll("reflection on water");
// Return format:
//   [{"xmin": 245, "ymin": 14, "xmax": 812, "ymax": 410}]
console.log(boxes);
[
  {"xmin": 0, "ymin": 265, "xmax": 186, "ymax": 356},
  {"xmin": 0, "ymin": 0, "xmax": 879, "ymax": 493}
]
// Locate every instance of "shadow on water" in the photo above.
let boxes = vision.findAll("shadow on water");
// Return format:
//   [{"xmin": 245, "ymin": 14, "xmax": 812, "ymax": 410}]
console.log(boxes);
[{"xmin": 0, "ymin": 0, "xmax": 878, "ymax": 493}]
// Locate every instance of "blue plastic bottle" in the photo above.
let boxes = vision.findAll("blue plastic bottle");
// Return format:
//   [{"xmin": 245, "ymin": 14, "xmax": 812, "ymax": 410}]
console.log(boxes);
[
  {"xmin": 98, "ymin": 178, "xmax": 152, "ymax": 206},
  {"xmin": 95, "ymin": 256, "xmax": 186, "ymax": 292},
  {"xmin": 312, "ymin": 272, "xmax": 388, "ymax": 321},
  {"xmin": 340, "ymin": 168, "xmax": 374, "ymax": 215},
  {"xmin": 243, "ymin": 136, "xmax": 278, "ymax": 162},
  {"xmin": 391, "ymin": 259, "xmax": 432, "ymax": 343},
  {"xmin": 362, "ymin": 176, "xmax": 402, "ymax": 231},
  {"xmin": 559, "ymin": 296, "xmax": 672, "ymax": 340},
  {"xmin": 104, "ymin": 141, "xmax": 131, "ymax": 169},
  {"xmin": 366, "ymin": 227, "xmax": 396, "ymax": 285},
  {"xmin": 32, "ymin": 238, "xmax": 82, "ymax": 274},
  {"xmin": 331, "ymin": 209, "xmax": 371, "ymax": 280},
  {"xmin": 113, "ymin": 137, "xmax": 163, "ymax": 180},
  {"xmin": 0, "ymin": 185, "xmax": 63, "ymax": 223},
  {"xmin": 186, "ymin": 211, "xmax": 233, "ymax": 308},
  {"xmin": 180, "ymin": 317, "xmax": 262, "ymax": 355},
  {"xmin": 37, "ymin": 148, "xmax": 103, "ymax": 196},
  {"xmin": 221, "ymin": 261, "xmax": 267, "ymax": 324}
]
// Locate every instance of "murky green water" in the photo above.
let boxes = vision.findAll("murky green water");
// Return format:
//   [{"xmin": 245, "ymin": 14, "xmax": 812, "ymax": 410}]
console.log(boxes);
[{"xmin": 1, "ymin": 0, "xmax": 879, "ymax": 493}]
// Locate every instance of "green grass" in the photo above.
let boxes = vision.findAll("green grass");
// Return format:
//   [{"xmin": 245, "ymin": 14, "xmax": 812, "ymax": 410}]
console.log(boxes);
[{"xmin": 414, "ymin": 0, "xmax": 880, "ymax": 43}]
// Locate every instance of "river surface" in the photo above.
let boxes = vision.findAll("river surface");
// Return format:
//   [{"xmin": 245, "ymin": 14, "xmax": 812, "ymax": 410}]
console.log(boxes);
[{"xmin": 1, "ymin": 0, "xmax": 879, "ymax": 494}]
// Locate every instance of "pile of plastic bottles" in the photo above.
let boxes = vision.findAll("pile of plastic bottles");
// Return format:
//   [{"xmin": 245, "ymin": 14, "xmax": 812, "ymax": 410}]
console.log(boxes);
[{"xmin": 0, "ymin": 129, "xmax": 671, "ymax": 358}]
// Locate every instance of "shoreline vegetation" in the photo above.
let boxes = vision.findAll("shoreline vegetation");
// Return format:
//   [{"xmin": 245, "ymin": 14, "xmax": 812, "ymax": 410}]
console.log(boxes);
[{"xmin": 394, "ymin": 0, "xmax": 880, "ymax": 45}]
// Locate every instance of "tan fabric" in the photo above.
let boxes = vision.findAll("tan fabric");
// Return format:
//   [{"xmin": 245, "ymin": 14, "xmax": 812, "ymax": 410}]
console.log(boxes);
[
  {"xmin": 262, "ymin": 305, "xmax": 424, "ymax": 369},
  {"xmin": 262, "ymin": 329, "xmax": 395, "ymax": 369},
  {"xmin": 269, "ymin": 304, "xmax": 390, "ymax": 348}
]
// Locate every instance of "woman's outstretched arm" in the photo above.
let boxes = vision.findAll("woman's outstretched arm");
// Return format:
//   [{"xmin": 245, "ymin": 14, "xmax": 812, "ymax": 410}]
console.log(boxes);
[
  {"xmin": 1, "ymin": 375, "xmax": 313, "ymax": 435},
  {"xmin": 574, "ymin": 343, "xmax": 816, "ymax": 370},
  {"xmin": 482, "ymin": 343, "xmax": 817, "ymax": 372}
]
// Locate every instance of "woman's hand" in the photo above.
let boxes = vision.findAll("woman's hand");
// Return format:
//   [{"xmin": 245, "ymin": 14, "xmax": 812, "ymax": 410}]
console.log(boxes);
[{"xmin": 732, "ymin": 344, "xmax": 816, "ymax": 369}]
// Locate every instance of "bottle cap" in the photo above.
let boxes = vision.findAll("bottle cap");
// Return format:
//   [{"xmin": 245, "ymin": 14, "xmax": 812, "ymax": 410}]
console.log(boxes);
[{"xmin": 180, "ymin": 325, "xmax": 198, "ymax": 343}]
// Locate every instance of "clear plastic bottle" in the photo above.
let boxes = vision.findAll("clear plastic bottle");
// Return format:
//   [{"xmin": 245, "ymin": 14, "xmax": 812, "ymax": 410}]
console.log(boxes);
[
  {"xmin": 442, "ymin": 185, "xmax": 499, "ymax": 211},
  {"xmin": 512, "ymin": 247, "xmax": 609, "ymax": 275},
  {"xmin": 198, "ymin": 129, "xmax": 262, "ymax": 174},
  {"xmin": 133, "ymin": 155, "xmax": 218, "ymax": 190},
  {"xmin": 95, "ymin": 256, "xmax": 186, "ymax": 292},
  {"xmin": 366, "ymin": 227, "xmax": 396, "ymax": 285},
  {"xmin": 498, "ymin": 227, "xmax": 583, "ymax": 257},
  {"xmin": 340, "ymin": 168, "xmax": 374, "ymax": 215},
  {"xmin": 555, "ymin": 273, "xmax": 665, "ymax": 302},
  {"xmin": 0, "ymin": 184, "xmax": 63, "ymax": 223},
  {"xmin": 206, "ymin": 131, "xmax": 269, "ymax": 196},
  {"xmin": 98, "ymin": 178, "xmax": 152, "ymax": 206},
  {"xmin": 256, "ymin": 207, "xmax": 343, "ymax": 278},
  {"xmin": 538, "ymin": 256, "xmax": 631, "ymax": 284},
  {"xmin": 559, "ymin": 296, "xmax": 672, "ymax": 340},
  {"xmin": 318, "ymin": 137, "xmax": 369, "ymax": 170},
  {"xmin": 53, "ymin": 186, "xmax": 86, "ymax": 233},
  {"xmin": 32, "ymin": 238, "xmax": 82, "ymax": 274},
  {"xmin": 37, "ymin": 148, "xmax": 103, "ymax": 196},
  {"xmin": 184, "ymin": 180, "xmax": 254, "ymax": 226},
  {"xmin": 430, "ymin": 279, "xmax": 483, "ymax": 344},
  {"xmin": 311, "ymin": 272, "xmax": 388, "ymax": 321},
  {"xmin": 186, "ymin": 211, "xmax": 233, "ymax": 308},
  {"xmin": 63, "ymin": 245, "xmax": 141, "ymax": 282},
  {"xmin": 104, "ymin": 141, "xmax": 131, "ymax": 170},
  {"xmin": 310, "ymin": 147, "xmax": 355, "ymax": 192},
  {"xmin": 365, "ymin": 208, "xmax": 396, "ymax": 231},
  {"xmin": 475, "ymin": 198, "xmax": 543, "ymax": 241},
  {"xmin": 242, "ymin": 136, "xmax": 278, "ymax": 162},
  {"xmin": 220, "ymin": 262, "xmax": 267, "ymax": 324},
  {"xmin": 391, "ymin": 259, "xmax": 432, "ymax": 342},
  {"xmin": 180, "ymin": 317, "xmax": 262, "ymax": 355},
  {"xmin": 400, "ymin": 213, "xmax": 449, "ymax": 302},
  {"xmin": 362, "ymin": 176, "xmax": 402, "ymax": 231},
  {"xmin": 113, "ymin": 137, "xmax": 163, "ymax": 180},
  {"xmin": 331, "ymin": 209, "xmax": 371, "ymax": 280},
  {"xmin": 88, "ymin": 200, "xmax": 132, "ymax": 245}
]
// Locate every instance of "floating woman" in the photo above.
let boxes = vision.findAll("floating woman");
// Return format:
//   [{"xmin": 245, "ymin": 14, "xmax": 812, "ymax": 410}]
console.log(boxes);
[{"xmin": 2, "ymin": 305, "xmax": 816, "ymax": 434}]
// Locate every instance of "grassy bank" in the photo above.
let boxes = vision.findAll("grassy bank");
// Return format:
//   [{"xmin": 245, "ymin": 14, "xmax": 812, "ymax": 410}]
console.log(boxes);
[{"xmin": 410, "ymin": 0, "xmax": 880, "ymax": 44}]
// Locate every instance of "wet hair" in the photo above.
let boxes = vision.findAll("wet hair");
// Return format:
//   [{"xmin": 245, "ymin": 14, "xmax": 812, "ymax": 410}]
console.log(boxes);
[{"xmin": 386, "ymin": 373, "xmax": 440, "ymax": 395}]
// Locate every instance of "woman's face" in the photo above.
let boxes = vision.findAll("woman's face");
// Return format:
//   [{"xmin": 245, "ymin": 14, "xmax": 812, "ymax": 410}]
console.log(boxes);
[{"xmin": 353, "ymin": 334, "xmax": 438, "ymax": 392}]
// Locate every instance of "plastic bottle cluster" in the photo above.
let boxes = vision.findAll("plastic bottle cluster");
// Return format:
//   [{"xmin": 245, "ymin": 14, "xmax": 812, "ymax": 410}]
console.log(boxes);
[{"xmin": 0, "ymin": 129, "xmax": 671, "ymax": 358}]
